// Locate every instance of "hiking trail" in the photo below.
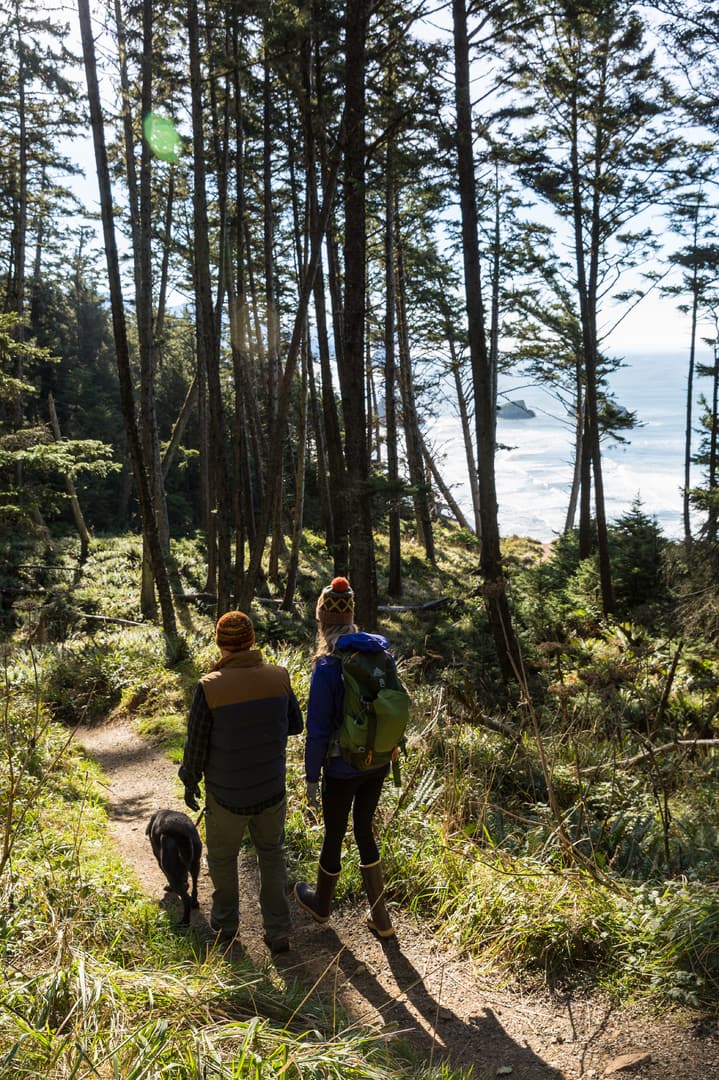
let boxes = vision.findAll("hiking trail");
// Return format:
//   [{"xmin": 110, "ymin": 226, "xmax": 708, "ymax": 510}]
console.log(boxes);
[{"xmin": 75, "ymin": 718, "xmax": 719, "ymax": 1080}]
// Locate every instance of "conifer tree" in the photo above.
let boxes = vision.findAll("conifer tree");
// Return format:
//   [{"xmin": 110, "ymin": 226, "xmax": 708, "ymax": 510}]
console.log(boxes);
[
  {"xmin": 452, "ymin": 0, "xmax": 521, "ymax": 681},
  {"xmin": 498, "ymin": 0, "xmax": 678, "ymax": 614},
  {"xmin": 78, "ymin": 0, "xmax": 178, "ymax": 640}
]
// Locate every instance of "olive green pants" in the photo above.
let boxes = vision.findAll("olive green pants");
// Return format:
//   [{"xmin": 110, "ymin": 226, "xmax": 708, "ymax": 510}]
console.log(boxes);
[{"xmin": 205, "ymin": 790, "xmax": 290, "ymax": 939}]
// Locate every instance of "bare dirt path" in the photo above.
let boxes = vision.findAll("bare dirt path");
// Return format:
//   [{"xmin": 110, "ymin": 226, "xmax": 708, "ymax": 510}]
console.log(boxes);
[{"xmin": 74, "ymin": 718, "xmax": 719, "ymax": 1080}]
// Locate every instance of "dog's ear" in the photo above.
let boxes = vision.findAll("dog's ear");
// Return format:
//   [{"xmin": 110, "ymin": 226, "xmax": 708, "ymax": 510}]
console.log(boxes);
[{"xmin": 145, "ymin": 814, "xmax": 155, "ymax": 836}]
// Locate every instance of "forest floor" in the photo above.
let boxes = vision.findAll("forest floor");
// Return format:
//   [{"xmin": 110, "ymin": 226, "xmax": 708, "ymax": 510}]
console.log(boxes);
[{"xmin": 75, "ymin": 717, "xmax": 719, "ymax": 1080}]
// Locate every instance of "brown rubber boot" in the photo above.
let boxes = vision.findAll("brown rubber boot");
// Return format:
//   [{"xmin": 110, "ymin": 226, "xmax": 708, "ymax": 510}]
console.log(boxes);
[
  {"xmin": 294, "ymin": 864, "xmax": 340, "ymax": 923},
  {"xmin": 360, "ymin": 860, "xmax": 395, "ymax": 938}
]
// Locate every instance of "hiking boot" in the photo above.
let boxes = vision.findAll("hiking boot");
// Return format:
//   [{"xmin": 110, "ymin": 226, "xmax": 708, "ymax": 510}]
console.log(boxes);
[
  {"xmin": 360, "ymin": 860, "xmax": 395, "ymax": 939},
  {"xmin": 294, "ymin": 864, "xmax": 340, "ymax": 923},
  {"xmin": 263, "ymin": 933, "xmax": 290, "ymax": 954}
]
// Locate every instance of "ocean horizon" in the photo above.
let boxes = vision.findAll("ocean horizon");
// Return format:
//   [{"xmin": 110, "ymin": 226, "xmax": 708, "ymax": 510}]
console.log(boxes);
[{"xmin": 427, "ymin": 350, "xmax": 711, "ymax": 543}]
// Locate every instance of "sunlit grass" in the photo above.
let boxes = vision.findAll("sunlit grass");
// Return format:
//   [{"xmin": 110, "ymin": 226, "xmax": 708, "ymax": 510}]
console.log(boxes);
[
  {"xmin": 5, "ymin": 525, "xmax": 719, "ymax": 1056},
  {"xmin": 0, "ymin": 750, "xmax": 457, "ymax": 1079}
]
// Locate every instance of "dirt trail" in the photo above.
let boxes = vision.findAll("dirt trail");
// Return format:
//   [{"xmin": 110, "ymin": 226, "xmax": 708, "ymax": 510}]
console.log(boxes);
[{"xmin": 75, "ymin": 718, "xmax": 719, "ymax": 1080}]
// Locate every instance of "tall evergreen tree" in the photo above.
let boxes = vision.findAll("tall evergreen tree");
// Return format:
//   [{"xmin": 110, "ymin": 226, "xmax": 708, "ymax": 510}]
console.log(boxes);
[
  {"xmin": 337, "ymin": 0, "xmax": 377, "ymax": 627},
  {"xmin": 452, "ymin": 0, "xmax": 521, "ymax": 681},
  {"xmin": 78, "ymin": 0, "xmax": 178, "ymax": 641},
  {"xmin": 499, "ymin": 0, "xmax": 678, "ymax": 614}
]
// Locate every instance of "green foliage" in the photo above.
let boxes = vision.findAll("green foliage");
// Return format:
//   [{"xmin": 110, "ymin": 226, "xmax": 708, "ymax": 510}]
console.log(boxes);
[
  {"xmin": 664, "ymin": 540, "xmax": 719, "ymax": 643},
  {"xmin": 512, "ymin": 505, "xmax": 673, "ymax": 643},
  {"xmin": 6, "ymin": 528, "xmax": 719, "ymax": 1026},
  {"xmin": 39, "ymin": 640, "xmax": 153, "ymax": 727},
  {"xmin": 609, "ymin": 500, "xmax": 671, "ymax": 619},
  {"xmin": 0, "ymin": 312, "xmax": 119, "ymax": 538}
]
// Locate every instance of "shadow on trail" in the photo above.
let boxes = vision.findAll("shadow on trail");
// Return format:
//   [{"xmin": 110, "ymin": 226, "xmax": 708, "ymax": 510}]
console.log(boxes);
[
  {"xmin": 282, "ymin": 925, "xmax": 568, "ymax": 1079},
  {"xmin": 77, "ymin": 731, "xmax": 160, "ymax": 773}
]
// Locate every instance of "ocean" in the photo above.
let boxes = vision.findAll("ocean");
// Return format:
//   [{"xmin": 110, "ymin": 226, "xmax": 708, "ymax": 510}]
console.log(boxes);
[{"xmin": 427, "ymin": 350, "xmax": 711, "ymax": 543}]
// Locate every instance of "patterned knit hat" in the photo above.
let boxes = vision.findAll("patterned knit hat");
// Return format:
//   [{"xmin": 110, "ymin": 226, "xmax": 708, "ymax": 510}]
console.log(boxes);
[
  {"xmin": 316, "ymin": 576, "xmax": 355, "ymax": 625},
  {"xmin": 215, "ymin": 610, "xmax": 255, "ymax": 650}
]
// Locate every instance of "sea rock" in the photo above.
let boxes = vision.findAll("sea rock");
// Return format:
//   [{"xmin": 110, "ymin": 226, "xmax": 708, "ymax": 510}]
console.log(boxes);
[{"xmin": 497, "ymin": 398, "xmax": 536, "ymax": 419}]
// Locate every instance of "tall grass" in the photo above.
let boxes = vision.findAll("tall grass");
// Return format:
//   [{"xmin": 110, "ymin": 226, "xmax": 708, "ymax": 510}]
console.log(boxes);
[
  {"xmin": 5, "ymin": 525, "xmax": 719, "ymax": 1063},
  {"xmin": 1, "ymin": 638, "xmax": 470, "ymax": 1079}
]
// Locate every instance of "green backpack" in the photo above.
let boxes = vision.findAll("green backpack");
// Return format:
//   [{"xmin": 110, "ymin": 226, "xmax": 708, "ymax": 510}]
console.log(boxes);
[{"xmin": 334, "ymin": 647, "xmax": 410, "ymax": 782}]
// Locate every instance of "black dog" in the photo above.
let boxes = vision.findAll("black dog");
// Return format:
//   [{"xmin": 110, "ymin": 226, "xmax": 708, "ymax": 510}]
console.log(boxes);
[{"xmin": 146, "ymin": 809, "xmax": 202, "ymax": 925}]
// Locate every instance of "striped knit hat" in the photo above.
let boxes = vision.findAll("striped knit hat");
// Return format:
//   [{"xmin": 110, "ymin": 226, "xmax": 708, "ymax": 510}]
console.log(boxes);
[
  {"xmin": 215, "ymin": 610, "xmax": 255, "ymax": 651},
  {"xmin": 316, "ymin": 576, "xmax": 355, "ymax": 625}
]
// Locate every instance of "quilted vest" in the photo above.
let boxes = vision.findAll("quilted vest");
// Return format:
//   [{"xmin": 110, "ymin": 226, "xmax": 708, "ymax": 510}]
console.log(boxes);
[{"xmin": 200, "ymin": 651, "xmax": 292, "ymax": 809}]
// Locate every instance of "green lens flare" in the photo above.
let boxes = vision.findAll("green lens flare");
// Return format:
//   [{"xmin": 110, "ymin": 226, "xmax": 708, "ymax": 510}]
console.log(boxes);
[{"xmin": 143, "ymin": 113, "xmax": 182, "ymax": 163}]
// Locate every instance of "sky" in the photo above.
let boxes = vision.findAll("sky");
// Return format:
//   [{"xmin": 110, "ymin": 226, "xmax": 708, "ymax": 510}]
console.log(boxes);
[
  {"xmin": 607, "ymin": 294, "xmax": 695, "ymax": 355},
  {"xmin": 53, "ymin": 0, "xmax": 707, "ymax": 361}
]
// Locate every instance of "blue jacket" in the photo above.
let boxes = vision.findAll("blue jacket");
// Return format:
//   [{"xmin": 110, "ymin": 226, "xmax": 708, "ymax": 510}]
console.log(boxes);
[{"xmin": 305, "ymin": 631, "xmax": 391, "ymax": 781}]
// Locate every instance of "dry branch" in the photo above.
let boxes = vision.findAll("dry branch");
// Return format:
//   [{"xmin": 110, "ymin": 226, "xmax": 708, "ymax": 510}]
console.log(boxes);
[
  {"xmin": 477, "ymin": 713, "xmax": 520, "ymax": 740},
  {"xmin": 580, "ymin": 739, "xmax": 719, "ymax": 777}
]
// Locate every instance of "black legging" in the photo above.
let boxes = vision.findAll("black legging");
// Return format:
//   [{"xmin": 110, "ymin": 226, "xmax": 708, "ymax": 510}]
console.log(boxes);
[{"xmin": 319, "ymin": 765, "xmax": 389, "ymax": 873}]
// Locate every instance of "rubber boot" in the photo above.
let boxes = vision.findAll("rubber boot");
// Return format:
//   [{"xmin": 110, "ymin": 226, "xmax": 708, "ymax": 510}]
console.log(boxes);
[
  {"xmin": 294, "ymin": 864, "xmax": 340, "ymax": 923},
  {"xmin": 360, "ymin": 860, "xmax": 395, "ymax": 938}
]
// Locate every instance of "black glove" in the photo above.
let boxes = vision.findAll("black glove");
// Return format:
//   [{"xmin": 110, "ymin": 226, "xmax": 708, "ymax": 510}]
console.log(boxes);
[{"xmin": 184, "ymin": 783, "xmax": 201, "ymax": 812}]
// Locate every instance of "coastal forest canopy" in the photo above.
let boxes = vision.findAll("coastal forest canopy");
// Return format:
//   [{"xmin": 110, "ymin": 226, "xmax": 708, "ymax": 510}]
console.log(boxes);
[
  {"xmin": 1, "ymin": 0, "xmax": 719, "ymax": 666},
  {"xmin": 6, "ymin": 4, "xmax": 719, "ymax": 1075}
]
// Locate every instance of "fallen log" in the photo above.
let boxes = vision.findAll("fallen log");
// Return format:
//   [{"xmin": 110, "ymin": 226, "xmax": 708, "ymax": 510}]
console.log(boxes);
[
  {"xmin": 478, "ymin": 713, "xmax": 520, "ymax": 739},
  {"xmin": 580, "ymin": 738, "xmax": 719, "ymax": 777},
  {"xmin": 172, "ymin": 592, "xmax": 217, "ymax": 604},
  {"xmin": 77, "ymin": 612, "xmax": 146, "ymax": 627},
  {"xmin": 378, "ymin": 598, "xmax": 452, "ymax": 613}
]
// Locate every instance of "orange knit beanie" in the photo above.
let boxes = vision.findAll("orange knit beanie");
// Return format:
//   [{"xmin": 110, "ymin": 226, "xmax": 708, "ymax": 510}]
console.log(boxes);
[
  {"xmin": 315, "ymin": 576, "xmax": 355, "ymax": 625},
  {"xmin": 215, "ymin": 610, "xmax": 255, "ymax": 650}
]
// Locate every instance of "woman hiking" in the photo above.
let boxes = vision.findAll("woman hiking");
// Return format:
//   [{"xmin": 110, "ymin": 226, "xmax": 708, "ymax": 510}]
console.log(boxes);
[{"xmin": 294, "ymin": 576, "xmax": 397, "ymax": 939}]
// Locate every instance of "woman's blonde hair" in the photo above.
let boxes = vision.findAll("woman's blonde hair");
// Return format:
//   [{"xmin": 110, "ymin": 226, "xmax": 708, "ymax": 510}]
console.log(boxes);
[{"xmin": 314, "ymin": 622, "xmax": 357, "ymax": 660}]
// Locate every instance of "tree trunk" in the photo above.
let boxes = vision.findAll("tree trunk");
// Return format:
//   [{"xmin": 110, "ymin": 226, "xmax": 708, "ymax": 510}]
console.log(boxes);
[
  {"xmin": 11, "ymin": 6, "xmax": 28, "ymax": 484},
  {"xmin": 188, "ymin": 0, "xmax": 232, "ymax": 615},
  {"xmin": 262, "ymin": 47, "xmax": 281, "ymax": 417},
  {"xmin": 448, "ymin": 341, "xmax": 481, "ymax": 536},
  {"xmin": 684, "ymin": 211, "xmax": 700, "ymax": 548},
  {"xmin": 417, "ymin": 426, "xmax": 473, "ymax": 534},
  {"xmin": 708, "ymin": 343, "xmax": 719, "ymax": 543},
  {"xmin": 282, "ymin": 338, "xmax": 309, "ymax": 609},
  {"xmin": 310, "ymin": 40, "xmax": 349, "ymax": 573},
  {"xmin": 452, "ymin": 0, "xmax": 520, "ymax": 681},
  {"xmin": 114, "ymin": 0, "xmax": 167, "ymax": 616},
  {"xmin": 564, "ymin": 374, "xmax": 584, "ymax": 534},
  {"xmin": 48, "ymin": 393, "xmax": 91, "ymax": 563},
  {"xmin": 396, "ymin": 215, "xmax": 435, "ymax": 565},
  {"xmin": 162, "ymin": 375, "xmax": 198, "ymax": 479},
  {"xmin": 569, "ymin": 74, "xmax": 614, "ymax": 613},
  {"xmin": 78, "ymin": 0, "xmax": 177, "ymax": 641},
  {"xmin": 338, "ymin": 0, "xmax": 377, "ymax": 628},
  {"xmin": 384, "ymin": 144, "xmax": 402, "ymax": 598},
  {"xmin": 154, "ymin": 172, "xmax": 175, "ymax": 353},
  {"xmin": 294, "ymin": 40, "xmax": 334, "ymax": 547}
]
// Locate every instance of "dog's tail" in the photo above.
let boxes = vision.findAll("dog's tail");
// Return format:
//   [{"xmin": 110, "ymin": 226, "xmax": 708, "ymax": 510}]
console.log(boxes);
[{"xmin": 160, "ymin": 833, "xmax": 195, "ymax": 876}]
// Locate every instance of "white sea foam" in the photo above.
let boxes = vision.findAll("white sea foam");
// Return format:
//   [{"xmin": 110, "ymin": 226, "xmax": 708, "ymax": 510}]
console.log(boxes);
[{"xmin": 426, "ymin": 350, "xmax": 710, "ymax": 542}]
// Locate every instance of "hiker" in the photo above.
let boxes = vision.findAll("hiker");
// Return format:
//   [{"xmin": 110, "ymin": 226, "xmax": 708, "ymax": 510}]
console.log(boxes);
[
  {"xmin": 294, "ymin": 576, "xmax": 396, "ymax": 938},
  {"xmin": 179, "ymin": 610, "xmax": 303, "ymax": 954}
]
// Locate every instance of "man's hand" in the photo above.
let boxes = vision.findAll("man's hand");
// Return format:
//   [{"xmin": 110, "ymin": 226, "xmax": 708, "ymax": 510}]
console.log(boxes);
[
  {"xmin": 184, "ymin": 783, "xmax": 201, "ymax": 812},
  {"xmin": 306, "ymin": 780, "xmax": 320, "ymax": 811}
]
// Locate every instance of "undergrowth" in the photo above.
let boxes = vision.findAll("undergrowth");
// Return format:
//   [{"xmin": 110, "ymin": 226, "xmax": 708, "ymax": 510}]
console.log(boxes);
[
  {"xmin": 3, "ymin": 526, "xmax": 719, "ymax": 1075},
  {"xmin": 1, "ymin": 668, "xmax": 460, "ymax": 1079}
]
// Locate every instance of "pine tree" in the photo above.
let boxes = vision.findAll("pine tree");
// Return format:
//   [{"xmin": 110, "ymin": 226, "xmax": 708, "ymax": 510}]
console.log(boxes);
[{"xmin": 498, "ymin": 0, "xmax": 678, "ymax": 614}]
